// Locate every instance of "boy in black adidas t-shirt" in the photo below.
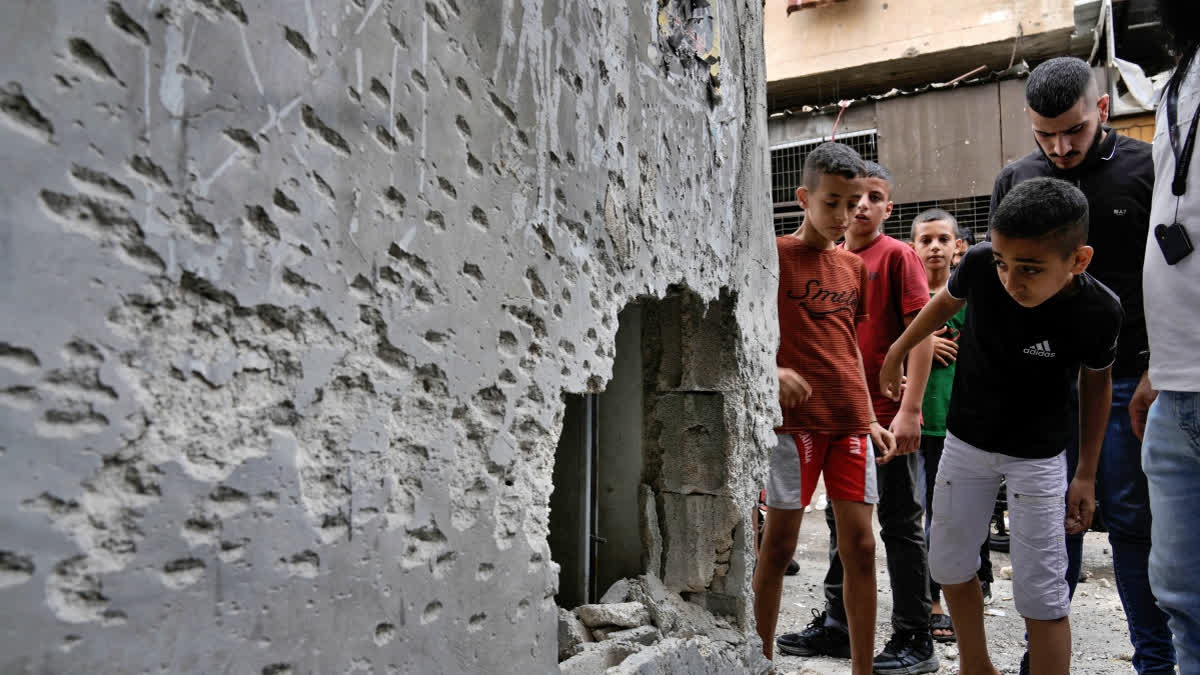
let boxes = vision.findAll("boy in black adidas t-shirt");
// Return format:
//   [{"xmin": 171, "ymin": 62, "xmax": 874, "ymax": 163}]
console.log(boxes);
[{"xmin": 879, "ymin": 178, "xmax": 1122, "ymax": 675}]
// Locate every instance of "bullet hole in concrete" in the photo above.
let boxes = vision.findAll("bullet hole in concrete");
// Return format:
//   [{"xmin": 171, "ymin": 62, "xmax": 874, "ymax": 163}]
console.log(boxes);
[
  {"xmin": 374, "ymin": 622, "xmax": 396, "ymax": 646},
  {"xmin": 66, "ymin": 39, "xmax": 121, "ymax": 85},
  {"xmin": 375, "ymin": 125, "xmax": 398, "ymax": 152},
  {"xmin": 282, "ymin": 27, "xmax": 315, "ymax": 62},
  {"xmin": 222, "ymin": 127, "xmax": 260, "ymax": 155},
  {"xmin": 454, "ymin": 115, "xmax": 471, "ymax": 138},
  {"xmin": 395, "ymin": 112, "xmax": 413, "ymax": 142},
  {"xmin": 425, "ymin": 2, "xmax": 448, "ymax": 31},
  {"xmin": 410, "ymin": 70, "xmax": 428, "ymax": 93},
  {"xmin": 0, "ymin": 551, "xmax": 35, "ymax": 588},
  {"xmin": 425, "ymin": 210, "xmax": 445, "ymax": 230},
  {"xmin": 466, "ymin": 152, "xmax": 483, "ymax": 175},
  {"xmin": 272, "ymin": 188, "xmax": 300, "ymax": 214},
  {"xmin": 461, "ymin": 262, "xmax": 484, "ymax": 282},
  {"xmin": 301, "ymin": 105, "xmax": 351, "ymax": 157},
  {"xmin": 123, "ymin": 157, "xmax": 169, "ymax": 194},
  {"xmin": 454, "ymin": 76, "xmax": 471, "ymax": 99},
  {"xmin": 420, "ymin": 601, "xmax": 442, "ymax": 625},
  {"xmin": 436, "ymin": 176, "xmax": 456, "ymax": 199},
  {"xmin": 488, "ymin": 92, "xmax": 518, "ymax": 126},
  {"xmin": 244, "ymin": 204, "xmax": 279, "ymax": 240},
  {"xmin": 0, "ymin": 342, "xmax": 41, "ymax": 371},
  {"xmin": 368, "ymin": 78, "xmax": 389, "ymax": 104},
  {"xmin": 525, "ymin": 267, "xmax": 546, "ymax": 300},
  {"xmin": 107, "ymin": 2, "xmax": 149, "ymax": 46},
  {"xmin": 261, "ymin": 665, "xmax": 293, "ymax": 675},
  {"xmin": 0, "ymin": 82, "xmax": 54, "ymax": 143}
]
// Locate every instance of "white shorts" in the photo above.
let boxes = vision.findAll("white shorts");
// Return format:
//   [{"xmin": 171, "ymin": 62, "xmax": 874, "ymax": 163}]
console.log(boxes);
[{"xmin": 929, "ymin": 431, "xmax": 1070, "ymax": 621}]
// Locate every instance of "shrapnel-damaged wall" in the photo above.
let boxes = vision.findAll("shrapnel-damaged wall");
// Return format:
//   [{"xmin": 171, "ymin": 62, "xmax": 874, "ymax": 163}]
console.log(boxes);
[{"xmin": 0, "ymin": 0, "xmax": 776, "ymax": 672}]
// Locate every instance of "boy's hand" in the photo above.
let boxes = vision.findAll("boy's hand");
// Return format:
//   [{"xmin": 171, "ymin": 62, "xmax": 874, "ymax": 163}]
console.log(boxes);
[
  {"xmin": 1130, "ymin": 372, "xmax": 1158, "ymax": 441},
  {"xmin": 871, "ymin": 422, "xmax": 899, "ymax": 465},
  {"xmin": 932, "ymin": 326, "xmax": 959, "ymax": 366},
  {"xmin": 879, "ymin": 347, "xmax": 905, "ymax": 402},
  {"xmin": 1065, "ymin": 476, "xmax": 1096, "ymax": 534},
  {"xmin": 778, "ymin": 367, "xmax": 812, "ymax": 408},
  {"xmin": 889, "ymin": 410, "xmax": 921, "ymax": 455}
]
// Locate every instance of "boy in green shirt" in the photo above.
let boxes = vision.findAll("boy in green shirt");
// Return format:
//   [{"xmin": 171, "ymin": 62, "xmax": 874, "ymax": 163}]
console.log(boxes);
[{"xmin": 910, "ymin": 210, "xmax": 992, "ymax": 642}]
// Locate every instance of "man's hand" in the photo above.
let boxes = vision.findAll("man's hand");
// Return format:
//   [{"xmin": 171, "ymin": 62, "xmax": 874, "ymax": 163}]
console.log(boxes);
[
  {"xmin": 871, "ymin": 422, "xmax": 900, "ymax": 465},
  {"xmin": 1065, "ymin": 476, "xmax": 1096, "ymax": 534},
  {"xmin": 932, "ymin": 326, "xmax": 959, "ymax": 366},
  {"xmin": 889, "ymin": 409, "xmax": 922, "ymax": 455},
  {"xmin": 778, "ymin": 367, "xmax": 812, "ymax": 409},
  {"xmin": 1130, "ymin": 371, "xmax": 1158, "ymax": 442},
  {"xmin": 879, "ymin": 347, "xmax": 905, "ymax": 402}
]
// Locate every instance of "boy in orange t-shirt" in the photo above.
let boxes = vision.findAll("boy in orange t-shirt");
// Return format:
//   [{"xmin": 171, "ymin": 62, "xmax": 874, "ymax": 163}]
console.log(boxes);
[{"xmin": 754, "ymin": 142, "xmax": 897, "ymax": 675}]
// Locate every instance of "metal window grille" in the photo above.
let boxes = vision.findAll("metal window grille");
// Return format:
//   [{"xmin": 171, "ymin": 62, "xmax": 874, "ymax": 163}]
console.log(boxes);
[
  {"xmin": 885, "ymin": 195, "xmax": 992, "ymax": 243},
  {"xmin": 771, "ymin": 131, "xmax": 878, "ymax": 235}
]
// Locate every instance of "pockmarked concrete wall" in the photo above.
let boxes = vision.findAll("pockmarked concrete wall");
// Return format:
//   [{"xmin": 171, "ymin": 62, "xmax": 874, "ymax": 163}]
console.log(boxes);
[{"xmin": 0, "ymin": 0, "xmax": 776, "ymax": 672}]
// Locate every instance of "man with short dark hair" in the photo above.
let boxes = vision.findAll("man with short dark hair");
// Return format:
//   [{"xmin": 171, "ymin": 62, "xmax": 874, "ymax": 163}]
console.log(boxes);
[{"xmin": 991, "ymin": 56, "xmax": 1172, "ymax": 674}]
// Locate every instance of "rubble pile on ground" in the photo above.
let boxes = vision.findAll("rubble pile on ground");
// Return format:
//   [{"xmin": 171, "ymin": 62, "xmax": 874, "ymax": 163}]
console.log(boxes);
[{"xmin": 557, "ymin": 574, "xmax": 764, "ymax": 674}]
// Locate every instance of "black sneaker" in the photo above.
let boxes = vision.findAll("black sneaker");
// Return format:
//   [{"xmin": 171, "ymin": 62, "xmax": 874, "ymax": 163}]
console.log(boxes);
[
  {"xmin": 785, "ymin": 559, "xmax": 800, "ymax": 576},
  {"xmin": 776, "ymin": 609, "xmax": 850, "ymax": 658},
  {"xmin": 981, "ymin": 580, "xmax": 994, "ymax": 605},
  {"xmin": 872, "ymin": 630, "xmax": 940, "ymax": 675}
]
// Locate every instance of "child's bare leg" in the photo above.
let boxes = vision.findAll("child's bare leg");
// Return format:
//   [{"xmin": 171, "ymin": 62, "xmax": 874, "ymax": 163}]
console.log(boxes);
[
  {"xmin": 753, "ymin": 505, "xmax": 805, "ymax": 660},
  {"xmin": 830, "ymin": 499, "xmax": 876, "ymax": 675},
  {"xmin": 1027, "ymin": 616, "xmax": 1071, "ymax": 674},
  {"xmin": 942, "ymin": 578, "xmax": 1000, "ymax": 675}
]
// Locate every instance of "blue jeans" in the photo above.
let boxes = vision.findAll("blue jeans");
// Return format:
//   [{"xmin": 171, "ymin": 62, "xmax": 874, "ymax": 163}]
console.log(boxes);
[
  {"xmin": 1144, "ymin": 390, "xmax": 1200, "ymax": 674},
  {"xmin": 1068, "ymin": 378, "xmax": 1176, "ymax": 673}
]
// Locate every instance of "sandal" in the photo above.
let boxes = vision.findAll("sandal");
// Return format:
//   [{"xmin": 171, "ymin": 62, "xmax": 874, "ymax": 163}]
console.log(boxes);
[{"xmin": 930, "ymin": 613, "xmax": 956, "ymax": 643}]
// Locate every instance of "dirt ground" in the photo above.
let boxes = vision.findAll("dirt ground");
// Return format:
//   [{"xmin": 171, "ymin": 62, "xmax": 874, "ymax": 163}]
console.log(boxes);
[{"xmin": 770, "ymin": 484, "xmax": 1139, "ymax": 675}]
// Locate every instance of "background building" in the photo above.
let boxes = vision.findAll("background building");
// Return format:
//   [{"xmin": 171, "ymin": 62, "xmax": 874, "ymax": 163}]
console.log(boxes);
[{"xmin": 765, "ymin": 0, "xmax": 1172, "ymax": 239}]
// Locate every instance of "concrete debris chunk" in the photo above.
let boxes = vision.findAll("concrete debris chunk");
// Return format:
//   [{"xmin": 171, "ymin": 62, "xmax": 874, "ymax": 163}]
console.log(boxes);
[
  {"xmin": 600, "ymin": 578, "xmax": 631, "ymax": 604},
  {"xmin": 558, "ymin": 607, "xmax": 593, "ymax": 661},
  {"xmin": 596, "ymin": 625, "xmax": 660, "ymax": 646},
  {"xmin": 576, "ymin": 602, "xmax": 651, "ymax": 629},
  {"xmin": 558, "ymin": 641, "xmax": 638, "ymax": 674}
]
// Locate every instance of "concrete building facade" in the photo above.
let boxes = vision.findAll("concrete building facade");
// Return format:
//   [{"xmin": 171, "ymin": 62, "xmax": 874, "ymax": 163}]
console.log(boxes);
[{"xmin": 0, "ymin": 1, "xmax": 778, "ymax": 672}]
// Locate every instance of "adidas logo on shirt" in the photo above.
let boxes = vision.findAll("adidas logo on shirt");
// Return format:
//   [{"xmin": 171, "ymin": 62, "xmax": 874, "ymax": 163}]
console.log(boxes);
[{"xmin": 1023, "ymin": 340, "xmax": 1056, "ymax": 358}]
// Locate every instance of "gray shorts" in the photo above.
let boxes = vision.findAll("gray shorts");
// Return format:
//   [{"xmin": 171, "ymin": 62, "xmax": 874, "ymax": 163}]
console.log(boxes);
[{"xmin": 929, "ymin": 431, "xmax": 1070, "ymax": 621}]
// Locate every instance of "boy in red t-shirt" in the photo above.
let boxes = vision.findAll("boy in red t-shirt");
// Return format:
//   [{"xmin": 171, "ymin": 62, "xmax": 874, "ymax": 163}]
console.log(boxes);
[
  {"xmin": 755, "ymin": 142, "xmax": 897, "ymax": 675},
  {"xmin": 777, "ymin": 163, "xmax": 939, "ymax": 674}
]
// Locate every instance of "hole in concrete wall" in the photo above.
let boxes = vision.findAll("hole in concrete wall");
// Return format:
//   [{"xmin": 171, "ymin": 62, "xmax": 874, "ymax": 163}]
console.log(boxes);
[{"xmin": 549, "ymin": 286, "xmax": 742, "ymax": 619}]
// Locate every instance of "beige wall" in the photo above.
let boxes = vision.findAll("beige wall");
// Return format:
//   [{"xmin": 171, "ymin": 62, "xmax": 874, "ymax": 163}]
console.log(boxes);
[{"xmin": 766, "ymin": 0, "xmax": 1075, "ymax": 106}]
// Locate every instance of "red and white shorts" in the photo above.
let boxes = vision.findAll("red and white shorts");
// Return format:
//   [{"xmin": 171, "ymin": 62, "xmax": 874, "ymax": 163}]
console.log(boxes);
[{"xmin": 765, "ymin": 431, "xmax": 878, "ymax": 509}]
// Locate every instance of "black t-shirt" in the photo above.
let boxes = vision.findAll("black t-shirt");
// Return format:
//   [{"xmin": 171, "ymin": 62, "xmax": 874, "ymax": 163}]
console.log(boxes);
[
  {"xmin": 945, "ymin": 243, "xmax": 1124, "ymax": 459},
  {"xmin": 990, "ymin": 129, "xmax": 1152, "ymax": 378}
]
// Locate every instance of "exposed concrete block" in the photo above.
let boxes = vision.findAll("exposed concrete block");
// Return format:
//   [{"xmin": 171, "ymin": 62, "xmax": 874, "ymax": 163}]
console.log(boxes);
[
  {"xmin": 659, "ymin": 493, "xmax": 740, "ymax": 592},
  {"xmin": 600, "ymin": 578, "xmax": 631, "ymax": 604},
  {"xmin": 576, "ymin": 602, "xmax": 651, "ymax": 629},
  {"xmin": 649, "ymin": 393, "xmax": 729, "ymax": 495},
  {"xmin": 559, "ymin": 607, "xmax": 593, "ymax": 661}
]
